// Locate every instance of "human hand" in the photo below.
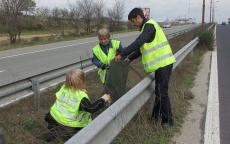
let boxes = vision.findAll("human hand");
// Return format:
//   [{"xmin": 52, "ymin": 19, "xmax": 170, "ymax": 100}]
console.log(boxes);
[
  {"xmin": 124, "ymin": 58, "xmax": 131, "ymax": 64},
  {"xmin": 115, "ymin": 54, "xmax": 122, "ymax": 62},
  {"xmin": 101, "ymin": 94, "xmax": 112, "ymax": 103},
  {"xmin": 102, "ymin": 64, "xmax": 110, "ymax": 70}
]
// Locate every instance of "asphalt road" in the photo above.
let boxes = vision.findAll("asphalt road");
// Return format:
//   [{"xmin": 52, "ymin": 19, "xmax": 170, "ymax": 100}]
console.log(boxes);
[
  {"xmin": 216, "ymin": 24, "xmax": 230, "ymax": 144},
  {"xmin": 0, "ymin": 24, "xmax": 197, "ymax": 87}
]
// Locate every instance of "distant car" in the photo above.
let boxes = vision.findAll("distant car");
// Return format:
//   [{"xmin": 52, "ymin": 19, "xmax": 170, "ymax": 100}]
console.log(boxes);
[
  {"xmin": 163, "ymin": 24, "xmax": 171, "ymax": 28},
  {"xmin": 221, "ymin": 22, "xmax": 226, "ymax": 25}
]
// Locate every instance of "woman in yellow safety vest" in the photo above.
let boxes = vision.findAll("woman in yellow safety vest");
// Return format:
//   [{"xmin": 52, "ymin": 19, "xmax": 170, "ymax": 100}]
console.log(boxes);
[
  {"xmin": 45, "ymin": 69, "xmax": 111, "ymax": 142},
  {"xmin": 92, "ymin": 27, "xmax": 123, "ymax": 84}
]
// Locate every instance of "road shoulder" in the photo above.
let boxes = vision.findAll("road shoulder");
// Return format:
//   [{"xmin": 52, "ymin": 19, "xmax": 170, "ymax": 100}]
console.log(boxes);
[{"xmin": 172, "ymin": 51, "xmax": 211, "ymax": 144}]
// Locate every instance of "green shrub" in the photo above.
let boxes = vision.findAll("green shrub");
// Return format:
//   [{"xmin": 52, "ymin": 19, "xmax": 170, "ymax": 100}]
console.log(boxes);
[
  {"xmin": 198, "ymin": 30, "xmax": 214, "ymax": 50},
  {"xmin": 23, "ymin": 116, "xmax": 35, "ymax": 130}
]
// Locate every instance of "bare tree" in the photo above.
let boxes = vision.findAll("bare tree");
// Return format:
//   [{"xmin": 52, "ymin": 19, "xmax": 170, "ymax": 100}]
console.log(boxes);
[
  {"xmin": 107, "ymin": 0, "xmax": 125, "ymax": 31},
  {"xmin": 60, "ymin": 8, "xmax": 69, "ymax": 36},
  {"xmin": 35, "ymin": 7, "xmax": 50, "ymax": 29},
  {"xmin": 0, "ymin": 2, "xmax": 5, "ymax": 25},
  {"xmin": 51, "ymin": 7, "xmax": 61, "ymax": 27},
  {"xmin": 68, "ymin": 2, "xmax": 81, "ymax": 34},
  {"xmin": 78, "ymin": 0, "xmax": 95, "ymax": 33},
  {"xmin": 94, "ymin": 0, "xmax": 105, "ymax": 30},
  {"xmin": 0, "ymin": 0, "xmax": 36, "ymax": 43},
  {"xmin": 0, "ymin": 2, "xmax": 7, "ymax": 34}
]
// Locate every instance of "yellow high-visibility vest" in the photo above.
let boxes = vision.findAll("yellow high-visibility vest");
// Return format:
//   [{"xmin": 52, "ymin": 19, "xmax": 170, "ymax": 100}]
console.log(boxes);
[
  {"xmin": 140, "ymin": 19, "xmax": 176, "ymax": 73},
  {"xmin": 92, "ymin": 40, "xmax": 120, "ymax": 83},
  {"xmin": 50, "ymin": 85, "xmax": 92, "ymax": 127}
]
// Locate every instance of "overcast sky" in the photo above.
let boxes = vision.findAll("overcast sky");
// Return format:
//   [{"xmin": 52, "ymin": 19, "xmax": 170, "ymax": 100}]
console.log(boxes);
[{"xmin": 35, "ymin": 0, "xmax": 229, "ymax": 23}]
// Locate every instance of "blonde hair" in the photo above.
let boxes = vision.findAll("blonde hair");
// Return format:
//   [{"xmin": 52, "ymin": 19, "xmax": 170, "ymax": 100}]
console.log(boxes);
[
  {"xmin": 98, "ymin": 28, "xmax": 110, "ymax": 38},
  {"xmin": 65, "ymin": 69, "xmax": 85, "ymax": 90}
]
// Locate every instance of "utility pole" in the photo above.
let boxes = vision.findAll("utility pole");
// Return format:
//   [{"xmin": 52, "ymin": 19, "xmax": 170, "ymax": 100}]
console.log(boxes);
[
  {"xmin": 210, "ymin": 0, "xmax": 212, "ymax": 23},
  {"xmin": 212, "ymin": 0, "xmax": 217, "ymax": 23},
  {"xmin": 188, "ymin": 0, "xmax": 190, "ymax": 18},
  {"xmin": 202, "ymin": 0, "xmax": 205, "ymax": 28}
]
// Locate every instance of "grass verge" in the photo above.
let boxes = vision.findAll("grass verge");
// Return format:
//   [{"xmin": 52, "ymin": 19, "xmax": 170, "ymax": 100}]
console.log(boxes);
[
  {"xmin": 0, "ymin": 28, "xmax": 209, "ymax": 144},
  {"xmin": 0, "ymin": 29, "xmax": 135, "ymax": 51},
  {"xmin": 112, "ymin": 47, "xmax": 206, "ymax": 144}
]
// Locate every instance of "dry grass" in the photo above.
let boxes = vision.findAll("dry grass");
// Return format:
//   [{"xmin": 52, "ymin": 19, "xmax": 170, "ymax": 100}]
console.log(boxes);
[
  {"xmin": 113, "ymin": 46, "xmax": 205, "ymax": 144},
  {"xmin": 0, "ymin": 28, "xmax": 206, "ymax": 144}
]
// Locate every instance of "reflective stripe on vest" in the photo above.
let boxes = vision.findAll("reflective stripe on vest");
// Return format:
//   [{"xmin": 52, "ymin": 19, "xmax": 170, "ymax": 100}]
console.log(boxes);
[
  {"xmin": 144, "ymin": 53, "xmax": 174, "ymax": 68},
  {"xmin": 50, "ymin": 85, "xmax": 92, "ymax": 127},
  {"xmin": 92, "ymin": 40, "xmax": 120, "ymax": 83},
  {"xmin": 98, "ymin": 69, "xmax": 107, "ymax": 83},
  {"xmin": 56, "ymin": 102, "xmax": 91, "ymax": 122},
  {"xmin": 140, "ymin": 19, "xmax": 176, "ymax": 72},
  {"xmin": 58, "ymin": 94, "xmax": 78, "ymax": 108},
  {"xmin": 142, "ymin": 41, "xmax": 169, "ymax": 56},
  {"xmin": 56, "ymin": 102, "xmax": 76, "ymax": 120}
]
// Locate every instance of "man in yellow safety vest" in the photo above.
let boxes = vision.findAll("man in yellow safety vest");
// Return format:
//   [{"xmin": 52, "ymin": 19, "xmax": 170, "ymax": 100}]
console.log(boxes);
[{"xmin": 116, "ymin": 8, "xmax": 176, "ymax": 128}]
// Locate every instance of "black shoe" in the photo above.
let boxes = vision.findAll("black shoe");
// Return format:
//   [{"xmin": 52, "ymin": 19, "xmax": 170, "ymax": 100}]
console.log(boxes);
[
  {"xmin": 44, "ymin": 133, "xmax": 56, "ymax": 142},
  {"xmin": 151, "ymin": 112, "xmax": 160, "ymax": 121},
  {"xmin": 161, "ymin": 119, "xmax": 174, "ymax": 129}
]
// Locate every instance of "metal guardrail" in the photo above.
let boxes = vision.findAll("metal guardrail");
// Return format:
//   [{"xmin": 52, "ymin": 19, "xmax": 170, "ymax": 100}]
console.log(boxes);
[
  {"xmin": 65, "ymin": 37, "xmax": 199, "ymax": 144},
  {"xmin": 166, "ymin": 26, "xmax": 197, "ymax": 39},
  {"xmin": 0, "ymin": 57, "xmax": 94, "ymax": 107},
  {"xmin": 0, "ymin": 26, "xmax": 198, "ymax": 107}
]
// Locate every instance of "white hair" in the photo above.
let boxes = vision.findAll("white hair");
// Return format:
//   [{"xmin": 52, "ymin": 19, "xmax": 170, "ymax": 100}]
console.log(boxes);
[{"xmin": 98, "ymin": 28, "xmax": 110, "ymax": 38}]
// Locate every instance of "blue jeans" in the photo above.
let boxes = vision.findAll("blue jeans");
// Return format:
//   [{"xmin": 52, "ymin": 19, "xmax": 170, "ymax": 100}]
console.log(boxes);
[{"xmin": 152, "ymin": 64, "xmax": 173, "ymax": 124}]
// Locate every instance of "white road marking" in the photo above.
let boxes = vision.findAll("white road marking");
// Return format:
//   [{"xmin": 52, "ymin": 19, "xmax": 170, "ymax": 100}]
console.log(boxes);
[
  {"xmin": 0, "ymin": 32, "xmax": 138, "ymax": 61},
  {"xmin": 0, "ymin": 70, "xmax": 5, "ymax": 73},
  {"xmin": 204, "ymin": 25, "xmax": 220, "ymax": 144},
  {"xmin": 0, "ymin": 27, "xmax": 194, "ymax": 61},
  {"xmin": 0, "ymin": 40, "xmax": 97, "ymax": 60}
]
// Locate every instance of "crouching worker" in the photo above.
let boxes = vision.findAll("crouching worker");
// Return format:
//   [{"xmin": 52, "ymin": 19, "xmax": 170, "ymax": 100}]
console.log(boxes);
[
  {"xmin": 44, "ymin": 69, "xmax": 111, "ymax": 142},
  {"xmin": 92, "ymin": 27, "xmax": 123, "ymax": 84}
]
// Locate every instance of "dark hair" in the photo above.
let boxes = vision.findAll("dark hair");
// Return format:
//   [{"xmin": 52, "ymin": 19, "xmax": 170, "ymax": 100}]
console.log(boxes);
[{"xmin": 128, "ymin": 8, "xmax": 145, "ymax": 20}]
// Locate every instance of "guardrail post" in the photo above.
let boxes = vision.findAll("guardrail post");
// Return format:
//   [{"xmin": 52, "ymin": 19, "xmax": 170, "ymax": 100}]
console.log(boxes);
[
  {"xmin": 31, "ymin": 78, "xmax": 40, "ymax": 110},
  {"xmin": 80, "ymin": 56, "xmax": 83, "ymax": 69},
  {"xmin": 0, "ymin": 128, "xmax": 5, "ymax": 144},
  {"xmin": 189, "ymin": 48, "xmax": 194, "ymax": 57},
  {"xmin": 87, "ymin": 49, "xmax": 91, "ymax": 58}
]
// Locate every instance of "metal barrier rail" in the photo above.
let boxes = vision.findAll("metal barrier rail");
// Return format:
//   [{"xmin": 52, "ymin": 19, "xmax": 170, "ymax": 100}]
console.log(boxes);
[
  {"xmin": 0, "ymin": 58, "xmax": 94, "ymax": 107},
  {"xmin": 0, "ymin": 26, "xmax": 198, "ymax": 107},
  {"xmin": 167, "ymin": 27, "xmax": 193, "ymax": 39},
  {"xmin": 65, "ymin": 37, "xmax": 199, "ymax": 144}
]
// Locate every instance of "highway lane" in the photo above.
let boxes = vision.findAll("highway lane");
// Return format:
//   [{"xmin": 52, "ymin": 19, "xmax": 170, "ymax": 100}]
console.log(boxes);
[
  {"xmin": 0, "ymin": 24, "xmax": 197, "ymax": 87},
  {"xmin": 216, "ymin": 25, "xmax": 230, "ymax": 144}
]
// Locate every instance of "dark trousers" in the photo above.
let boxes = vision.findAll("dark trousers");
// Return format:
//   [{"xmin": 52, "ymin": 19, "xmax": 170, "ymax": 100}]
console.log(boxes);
[
  {"xmin": 152, "ymin": 64, "xmax": 173, "ymax": 123},
  {"xmin": 44, "ymin": 113, "xmax": 81, "ymax": 142}
]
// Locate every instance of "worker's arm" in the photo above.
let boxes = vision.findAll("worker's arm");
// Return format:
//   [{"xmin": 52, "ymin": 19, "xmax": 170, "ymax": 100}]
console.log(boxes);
[
  {"xmin": 92, "ymin": 54, "xmax": 109, "ymax": 69},
  {"xmin": 120, "ymin": 23, "xmax": 156, "ymax": 56},
  {"xmin": 127, "ymin": 50, "xmax": 141, "ymax": 61},
  {"xmin": 79, "ymin": 97, "xmax": 106, "ymax": 113}
]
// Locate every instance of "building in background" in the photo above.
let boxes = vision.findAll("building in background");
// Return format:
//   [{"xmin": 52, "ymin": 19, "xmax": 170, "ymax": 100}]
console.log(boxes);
[{"xmin": 172, "ymin": 18, "xmax": 195, "ymax": 25}]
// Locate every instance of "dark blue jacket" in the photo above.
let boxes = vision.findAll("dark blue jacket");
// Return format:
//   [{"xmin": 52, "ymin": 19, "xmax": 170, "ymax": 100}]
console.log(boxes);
[{"xmin": 120, "ymin": 18, "xmax": 156, "ymax": 61}]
